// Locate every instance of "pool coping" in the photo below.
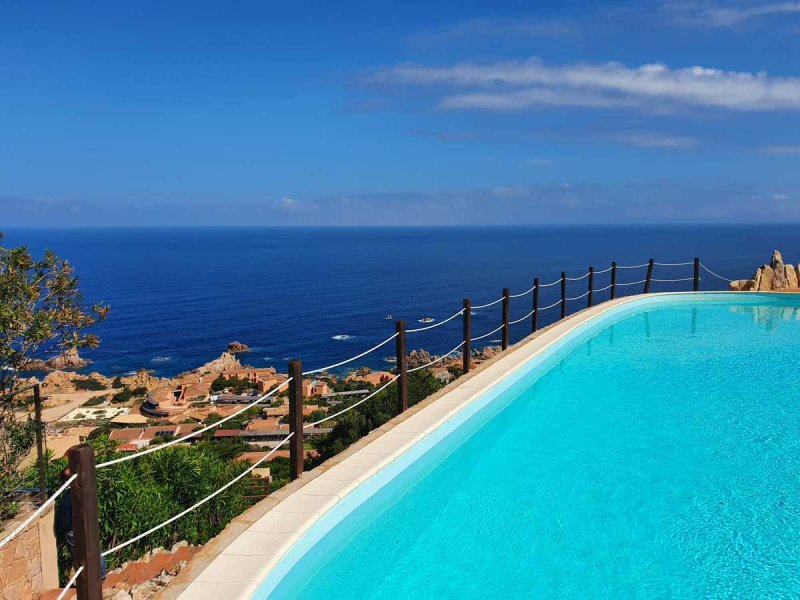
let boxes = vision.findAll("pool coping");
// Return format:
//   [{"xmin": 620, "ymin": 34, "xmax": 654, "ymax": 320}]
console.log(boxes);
[{"xmin": 161, "ymin": 291, "xmax": 750, "ymax": 600}]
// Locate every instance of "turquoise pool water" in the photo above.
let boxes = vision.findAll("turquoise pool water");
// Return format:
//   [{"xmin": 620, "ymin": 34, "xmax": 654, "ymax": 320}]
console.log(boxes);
[{"xmin": 264, "ymin": 294, "xmax": 800, "ymax": 599}]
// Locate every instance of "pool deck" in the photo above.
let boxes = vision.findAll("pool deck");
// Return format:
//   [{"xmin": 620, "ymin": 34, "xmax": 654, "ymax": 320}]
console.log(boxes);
[{"xmin": 158, "ymin": 292, "xmax": 713, "ymax": 600}]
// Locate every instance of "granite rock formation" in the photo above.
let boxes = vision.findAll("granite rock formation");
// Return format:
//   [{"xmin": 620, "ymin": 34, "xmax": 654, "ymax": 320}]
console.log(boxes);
[
  {"xmin": 226, "ymin": 341, "xmax": 249, "ymax": 354},
  {"xmin": 25, "ymin": 347, "xmax": 88, "ymax": 371},
  {"xmin": 730, "ymin": 250, "xmax": 800, "ymax": 291}
]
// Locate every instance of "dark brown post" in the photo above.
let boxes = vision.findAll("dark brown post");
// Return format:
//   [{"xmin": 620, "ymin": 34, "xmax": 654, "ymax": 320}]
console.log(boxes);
[
  {"xmin": 587, "ymin": 267, "xmax": 594, "ymax": 308},
  {"xmin": 395, "ymin": 320, "xmax": 408, "ymax": 413},
  {"xmin": 610, "ymin": 262, "xmax": 617, "ymax": 299},
  {"xmin": 560, "ymin": 272, "xmax": 567, "ymax": 319},
  {"xmin": 33, "ymin": 385, "xmax": 47, "ymax": 505},
  {"xmin": 501, "ymin": 288, "xmax": 510, "ymax": 350},
  {"xmin": 462, "ymin": 299, "xmax": 471, "ymax": 374},
  {"xmin": 67, "ymin": 444, "xmax": 102, "ymax": 600},
  {"xmin": 644, "ymin": 259, "xmax": 655, "ymax": 293},
  {"xmin": 693, "ymin": 257, "xmax": 700, "ymax": 291},
  {"xmin": 288, "ymin": 360, "xmax": 304, "ymax": 480},
  {"xmin": 532, "ymin": 278, "xmax": 540, "ymax": 333}
]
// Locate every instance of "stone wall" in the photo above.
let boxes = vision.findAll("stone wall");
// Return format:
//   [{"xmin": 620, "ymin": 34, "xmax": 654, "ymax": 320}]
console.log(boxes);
[{"xmin": 0, "ymin": 503, "xmax": 59, "ymax": 599}]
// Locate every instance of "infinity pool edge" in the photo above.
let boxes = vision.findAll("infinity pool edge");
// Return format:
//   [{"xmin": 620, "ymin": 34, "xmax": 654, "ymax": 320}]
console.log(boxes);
[{"xmin": 167, "ymin": 291, "xmax": 781, "ymax": 600}]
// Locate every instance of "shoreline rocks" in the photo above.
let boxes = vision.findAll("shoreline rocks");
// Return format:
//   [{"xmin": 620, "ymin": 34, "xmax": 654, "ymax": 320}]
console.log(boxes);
[
  {"xmin": 25, "ymin": 347, "xmax": 89, "ymax": 371},
  {"xmin": 226, "ymin": 341, "xmax": 249, "ymax": 354},
  {"xmin": 730, "ymin": 250, "xmax": 800, "ymax": 292}
]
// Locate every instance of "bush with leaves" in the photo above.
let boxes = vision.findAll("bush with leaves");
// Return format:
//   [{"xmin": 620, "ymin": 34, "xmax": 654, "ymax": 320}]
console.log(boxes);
[
  {"xmin": 30, "ymin": 435, "xmax": 251, "ymax": 578},
  {"xmin": 0, "ymin": 232, "xmax": 108, "ymax": 520},
  {"xmin": 312, "ymin": 370, "xmax": 443, "ymax": 461}
]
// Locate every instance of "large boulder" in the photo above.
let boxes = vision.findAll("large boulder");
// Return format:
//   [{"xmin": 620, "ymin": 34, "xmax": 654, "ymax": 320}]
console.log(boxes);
[
  {"xmin": 770, "ymin": 250, "xmax": 788, "ymax": 289},
  {"xmin": 758, "ymin": 265, "xmax": 775, "ymax": 291},
  {"xmin": 730, "ymin": 279, "xmax": 755, "ymax": 291},
  {"xmin": 786, "ymin": 264, "xmax": 799, "ymax": 289},
  {"xmin": 226, "ymin": 341, "xmax": 250, "ymax": 354}
]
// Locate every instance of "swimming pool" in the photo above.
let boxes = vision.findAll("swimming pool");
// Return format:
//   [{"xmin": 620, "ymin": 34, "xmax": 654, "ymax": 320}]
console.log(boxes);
[{"xmin": 237, "ymin": 294, "xmax": 800, "ymax": 599}]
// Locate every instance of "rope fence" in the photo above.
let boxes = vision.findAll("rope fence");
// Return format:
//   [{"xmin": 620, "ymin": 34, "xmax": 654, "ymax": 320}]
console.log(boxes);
[
  {"xmin": 700, "ymin": 263, "xmax": 735, "ymax": 282},
  {"xmin": 9, "ymin": 254, "xmax": 743, "ymax": 597},
  {"xmin": 55, "ymin": 566, "xmax": 84, "ymax": 600},
  {"xmin": 0, "ymin": 473, "xmax": 77, "ymax": 551},
  {"xmin": 101, "ymin": 432, "xmax": 294, "ymax": 557},
  {"xmin": 406, "ymin": 308, "xmax": 464, "ymax": 333}
]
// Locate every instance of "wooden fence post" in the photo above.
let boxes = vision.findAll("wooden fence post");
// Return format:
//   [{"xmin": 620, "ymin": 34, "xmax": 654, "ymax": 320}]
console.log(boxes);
[
  {"xmin": 288, "ymin": 360, "xmax": 304, "ymax": 481},
  {"xmin": 462, "ymin": 299, "xmax": 471, "ymax": 374},
  {"xmin": 33, "ymin": 385, "xmax": 47, "ymax": 505},
  {"xmin": 560, "ymin": 272, "xmax": 567, "ymax": 319},
  {"xmin": 693, "ymin": 257, "xmax": 700, "ymax": 291},
  {"xmin": 644, "ymin": 259, "xmax": 655, "ymax": 293},
  {"xmin": 587, "ymin": 267, "xmax": 594, "ymax": 308},
  {"xmin": 395, "ymin": 320, "xmax": 408, "ymax": 413},
  {"xmin": 532, "ymin": 278, "xmax": 539, "ymax": 333},
  {"xmin": 610, "ymin": 262, "xmax": 617, "ymax": 299},
  {"xmin": 67, "ymin": 444, "xmax": 102, "ymax": 600},
  {"xmin": 501, "ymin": 288, "xmax": 510, "ymax": 350}
]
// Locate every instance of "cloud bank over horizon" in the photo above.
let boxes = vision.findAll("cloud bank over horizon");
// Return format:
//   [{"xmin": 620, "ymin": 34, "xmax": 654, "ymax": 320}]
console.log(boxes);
[{"xmin": 4, "ymin": 181, "xmax": 798, "ymax": 227}]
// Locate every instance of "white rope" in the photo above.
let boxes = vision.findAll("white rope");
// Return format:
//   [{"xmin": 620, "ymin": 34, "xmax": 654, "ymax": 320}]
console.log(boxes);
[
  {"xmin": 566, "ymin": 290, "xmax": 590, "ymax": 301},
  {"xmin": 406, "ymin": 309, "xmax": 464, "ymax": 333},
  {"xmin": 616, "ymin": 263, "xmax": 650, "ymax": 270},
  {"xmin": 654, "ymin": 261, "xmax": 694, "ymax": 267},
  {"xmin": 508, "ymin": 308, "xmax": 535, "ymax": 325},
  {"xmin": 303, "ymin": 332, "xmax": 399, "ymax": 375},
  {"xmin": 593, "ymin": 266, "xmax": 613, "ymax": 275},
  {"xmin": 651, "ymin": 277, "xmax": 695, "ymax": 283},
  {"xmin": 537, "ymin": 278, "xmax": 561, "ymax": 288},
  {"xmin": 538, "ymin": 298, "xmax": 563, "ymax": 311},
  {"xmin": 472, "ymin": 296, "xmax": 504, "ymax": 310},
  {"xmin": 307, "ymin": 376, "xmax": 399, "ymax": 427},
  {"xmin": 0, "ymin": 474, "xmax": 77, "ymax": 550},
  {"xmin": 102, "ymin": 432, "xmax": 294, "ymax": 557},
  {"xmin": 700, "ymin": 264, "xmax": 734, "ymax": 282},
  {"xmin": 509, "ymin": 285, "xmax": 535, "ymax": 299},
  {"xmin": 594, "ymin": 283, "xmax": 613, "ymax": 292},
  {"xmin": 565, "ymin": 272, "xmax": 589, "ymax": 281},
  {"xmin": 471, "ymin": 323, "xmax": 504, "ymax": 342},
  {"xmin": 408, "ymin": 341, "xmax": 464, "ymax": 373},
  {"xmin": 616, "ymin": 279, "xmax": 647, "ymax": 287},
  {"xmin": 96, "ymin": 380, "xmax": 291, "ymax": 469},
  {"xmin": 56, "ymin": 566, "xmax": 84, "ymax": 600}
]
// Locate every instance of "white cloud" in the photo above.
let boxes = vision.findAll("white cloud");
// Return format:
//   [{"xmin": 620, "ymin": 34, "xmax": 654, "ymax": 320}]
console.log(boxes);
[
  {"xmin": 760, "ymin": 145, "xmax": 800, "ymax": 154},
  {"xmin": 773, "ymin": 193, "xmax": 791, "ymax": 200},
  {"xmin": 378, "ymin": 57, "xmax": 800, "ymax": 112},
  {"xmin": 665, "ymin": 1, "xmax": 800, "ymax": 27}
]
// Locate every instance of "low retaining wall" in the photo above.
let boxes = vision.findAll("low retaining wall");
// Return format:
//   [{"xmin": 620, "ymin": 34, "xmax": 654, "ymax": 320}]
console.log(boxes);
[{"xmin": 0, "ymin": 503, "xmax": 59, "ymax": 599}]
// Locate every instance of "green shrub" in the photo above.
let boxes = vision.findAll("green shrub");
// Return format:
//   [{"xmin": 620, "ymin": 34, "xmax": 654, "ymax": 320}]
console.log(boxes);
[
  {"xmin": 32, "ymin": 436, "xmax": 252, "ymax": 578},
  {"xmin": 82, "ymin": 395, "xmax": 107, "ymax": 407},
  {"xmin": 73, "ymin": 379, "xmax": 106, "ymax": 391}
]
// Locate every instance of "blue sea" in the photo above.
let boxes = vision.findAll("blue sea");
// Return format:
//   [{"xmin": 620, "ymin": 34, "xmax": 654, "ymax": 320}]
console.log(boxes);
[{"xmin": 3, "ymin": 225, "xmax": 791, "ymax": 378}]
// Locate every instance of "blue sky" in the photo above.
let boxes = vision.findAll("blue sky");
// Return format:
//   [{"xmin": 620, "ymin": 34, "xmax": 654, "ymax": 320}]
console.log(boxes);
[{"xmin": 2, "ymin": 0, "xmax": 800, "ymax": 226}]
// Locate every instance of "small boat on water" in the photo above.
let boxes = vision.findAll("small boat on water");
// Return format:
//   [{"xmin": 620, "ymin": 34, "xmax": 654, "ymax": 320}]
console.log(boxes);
[
  {"xmin": 383, "ymin": 356, "xmax": 396, "ymax": 363},
  {"xmin": 418, "ymin": 317, "xmax": 435, "ymax": 323},
  {"xmin": 384, "ymin": 314, "xmax": 392, "ymax": 320}
]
